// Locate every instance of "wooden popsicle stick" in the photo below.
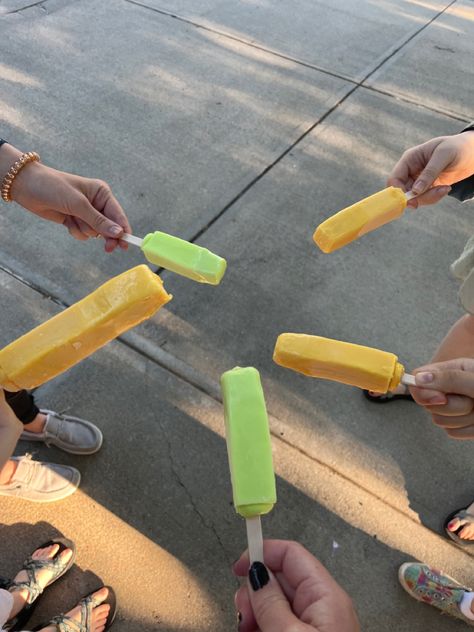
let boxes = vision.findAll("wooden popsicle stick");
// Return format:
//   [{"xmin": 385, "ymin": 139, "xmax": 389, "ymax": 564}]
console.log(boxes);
[
  {"xmin": 401, "ymin": 373, "xmax": 416, "ymax": 386},
  {"xmin": 121, "ymin": 233, "xmax": 143, "ymax": 247},
  {"xmin": 246, "ymin": 516, "xmax": 264, "ymax": 564}
]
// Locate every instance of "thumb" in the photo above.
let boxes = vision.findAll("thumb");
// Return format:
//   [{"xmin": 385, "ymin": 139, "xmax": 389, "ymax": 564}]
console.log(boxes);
[
  {"xmin": 247, "ymin": 562, "xmax": 307, "ymax": 632},
  {"xmin": 69, "ymin": 193, "xmax": 123, "ymax": 238},
  {"xmin": 415, "ymin": 369, "xmax": 474, "ymax": 398},
  {"xmin": 411, "ymin": 145, "xmax": 453, "ymax": 195}
]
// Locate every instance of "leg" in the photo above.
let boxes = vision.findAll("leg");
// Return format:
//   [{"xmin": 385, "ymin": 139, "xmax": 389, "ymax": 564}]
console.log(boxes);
[
  {"xmin": 0, "ymin": 390, "xmax": 46, "ymax": 484},
  {"xmin": 4, "ymin": 389, "xmax": 47, "ymax": 432}
]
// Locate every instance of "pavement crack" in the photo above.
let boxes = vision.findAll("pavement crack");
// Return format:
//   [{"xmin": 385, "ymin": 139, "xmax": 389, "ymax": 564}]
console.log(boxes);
[
  {"xmin": 146, "ymin": 368, "xmax": 231, "ymax": 568},
  {"xmin": 123, "ymin": 0, "xmax": 464, "ymax": 245}
]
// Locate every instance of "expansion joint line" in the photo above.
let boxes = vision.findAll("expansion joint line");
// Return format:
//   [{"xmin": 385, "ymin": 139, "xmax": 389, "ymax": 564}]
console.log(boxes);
[{"xmin": 124, "ymin": 0, "xmax": 460, "ymax": 243}]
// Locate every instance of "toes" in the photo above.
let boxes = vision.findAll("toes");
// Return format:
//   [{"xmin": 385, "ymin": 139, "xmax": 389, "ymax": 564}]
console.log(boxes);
[
  {"xmin": 448, "ymin": 518, "xmax": 462, "ymax": 531},
  {"xmin": 459, "ymin": 525, "xmax": 474, "ymax": 540},
  {"xmin": 92, "ymin": 587, "xmax": 109, "ymax": 604},
  {"xmin": 58, "ymin": 548, "xmax": 73, "ymax": 565},
  {"xmin": 33, "ymin": 544, "xmax": 58, "ymax": 559},
  {"xmin": 448, "ymin": 518, "xmax": 468, "ymax": 532},
  {"xmin": 95, "ymin": 605, "xmax": 110, "ymax": 617}
]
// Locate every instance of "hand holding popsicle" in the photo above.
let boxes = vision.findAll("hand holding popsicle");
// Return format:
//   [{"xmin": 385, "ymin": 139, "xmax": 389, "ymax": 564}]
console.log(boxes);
[
  {"xmin": 0, "ymin": 142, "xmax": 130, "ymax": 252},
  {"xmin": 410, "ymin": 359, "xmax": 474, "ymax": 439},
  {"xmin": 233, "ymin": 540, "xmax": 360, "ymax": 632},
  {"xmin": 388, "ymin": 132, "xmax": 474, "ymax": 207}
]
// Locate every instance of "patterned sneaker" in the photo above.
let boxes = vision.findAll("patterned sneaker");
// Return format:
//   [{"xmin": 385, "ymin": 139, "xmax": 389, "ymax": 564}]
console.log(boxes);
[
  {"xmin": 0, "ymin": 454, "xmax": 80, "ymax": 502},
  {"xmin": 20, "ymin": 409, "xmax": 103, "ymax": 455},
  {"xmin": 399, "ymin": 562, "xmax": 474, "ymax": 626}
]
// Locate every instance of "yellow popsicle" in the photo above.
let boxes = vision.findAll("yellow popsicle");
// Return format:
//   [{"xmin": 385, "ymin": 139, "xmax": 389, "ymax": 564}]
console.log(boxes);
[
  {"xmin": 314, "ymin": 187, "xmax": 408, "ymax": 253},
  {"xmin": 273, "ymin": 333, "xmax": 415, "ymax": 393},
  {"xmin": 0, "ymin": 265, "xmax": 172, "ymax": 391}
]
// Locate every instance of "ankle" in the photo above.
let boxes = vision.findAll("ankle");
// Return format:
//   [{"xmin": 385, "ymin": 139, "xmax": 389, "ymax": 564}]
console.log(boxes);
[
  {"xmin": 7, "ymin": 588, "xmax": 29, "ymax": 619},
  {"xmin": 23, "ymin": 412, "xmax": 47, "ymax": 434},
  {"xmin": 0, "ymin": 460, "xmax": 18, "ymax": 485}
]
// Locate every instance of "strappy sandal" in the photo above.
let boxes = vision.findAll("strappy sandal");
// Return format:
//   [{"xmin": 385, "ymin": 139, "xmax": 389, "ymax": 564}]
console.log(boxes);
[
  {"xmin": 5, "ymin": 538, "xmax": 76, "ymax": 632},
  {"xmin": 363, "ymin": 387, "xmax": 414, "ymax": 404},
  {"xmin": 444, "ymin": 507, "xmax": 474, "ymax": 547},
  {"xmin": 33, "ymin": 586, "xmax": 117, "ymax": 631}
]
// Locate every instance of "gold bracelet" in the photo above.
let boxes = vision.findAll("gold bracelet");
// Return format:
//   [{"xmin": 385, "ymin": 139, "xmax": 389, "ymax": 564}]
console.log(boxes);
[{"xmin": 1, "ymin": 151, "xmax": 40, "ymax": 202}]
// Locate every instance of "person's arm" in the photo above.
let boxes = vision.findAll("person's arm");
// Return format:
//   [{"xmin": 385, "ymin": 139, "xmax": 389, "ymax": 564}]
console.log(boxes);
[
  {"xmin": 0, "ymin": 140, "xmax": 131, "ymax": 252},
  {"xmin": 0, "ymin": 391, "xmax": 23, "ymax": 471},
  {"xmin": 233, "ymin": 540, "xmax": 359, "ymax": 632}
]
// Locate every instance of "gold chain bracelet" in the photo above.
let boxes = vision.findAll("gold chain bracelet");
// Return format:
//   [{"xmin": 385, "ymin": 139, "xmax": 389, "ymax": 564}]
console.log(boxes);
[{"xmin": 1, "ymin": 151, "xmax": 40, "ymax": 202}]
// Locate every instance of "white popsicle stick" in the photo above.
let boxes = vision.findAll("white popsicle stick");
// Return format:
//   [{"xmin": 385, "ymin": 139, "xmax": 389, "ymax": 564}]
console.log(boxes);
[
  {"xmin": 246, "ymin": 516, "xmax": 264, "ymax": 564},
  {"xmin": 121, "ymin": 233, "xmax": 144, "ymax": 248},
  {"xmin": 401, "ymin": 373, "xmax": 416, "ymax": 387},
  {"xmin": 405, "ymin": 191, "xmax": 417, "ymax": 201}
]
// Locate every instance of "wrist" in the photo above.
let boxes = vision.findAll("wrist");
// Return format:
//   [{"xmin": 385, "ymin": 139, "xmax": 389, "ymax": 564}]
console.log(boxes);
[
  {"xmin": 0, "ymin": 143, "xmax": 23, "ymax": 176},
  {"xmin": 1, "ymin": 148, "xmax": 42, "ymax": 203},
  {"xmin": 10, "ymin": 159, "xmax": 44, "ymax": 203}
]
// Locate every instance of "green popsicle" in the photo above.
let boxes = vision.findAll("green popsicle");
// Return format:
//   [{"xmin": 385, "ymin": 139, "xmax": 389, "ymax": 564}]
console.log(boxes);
[
  {"xmin": 221, "ymin": 367, "xmax": 276, "ymax": 519},
  {"xmin": 122, "ymin": 231, "xmax": 226, "ymax": 285}
]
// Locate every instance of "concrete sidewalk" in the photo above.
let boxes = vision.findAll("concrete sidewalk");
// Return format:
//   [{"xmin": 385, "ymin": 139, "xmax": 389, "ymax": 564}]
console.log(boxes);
[{"xmin": 1, "ymin": 1, "xmax": 473, "ymax": 630}]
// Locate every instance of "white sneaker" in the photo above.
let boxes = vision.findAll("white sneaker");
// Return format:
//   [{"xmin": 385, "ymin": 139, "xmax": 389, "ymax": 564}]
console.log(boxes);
[{"xmin": 0, "ymin": 454, "xmax": 80, "ymax": 502}]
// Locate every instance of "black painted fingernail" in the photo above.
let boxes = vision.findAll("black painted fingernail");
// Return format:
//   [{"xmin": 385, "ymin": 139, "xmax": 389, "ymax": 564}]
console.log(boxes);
[{"xmin": 249, "ymin": 561, "xmax": 269, "ymax": 591}]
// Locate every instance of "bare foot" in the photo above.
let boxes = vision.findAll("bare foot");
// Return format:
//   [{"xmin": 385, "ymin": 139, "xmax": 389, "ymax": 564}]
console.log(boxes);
[
  {"xmin": 39, "ymin": 587, "xmax": 111, "ymax": 632},
  {"xmin": 448, "ymin": 502, "xmax": 474, "ymax": 541},
  {"xmin": 8, "ymin": 544, "xmax": 73, "ymax": 619}
]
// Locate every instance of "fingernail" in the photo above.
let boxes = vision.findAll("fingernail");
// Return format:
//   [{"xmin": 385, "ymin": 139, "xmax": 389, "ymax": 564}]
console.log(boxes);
[
  {"xmin": 249, "ymin": 562, "xmax": 269, "ymax": 591},
  {"xmin": 441, "ymin": 185, "xmax": 452, "ymax": 194},
  {"xmin": 412, "ymin": 179, "xmax": 425, "ymax": 194},
  {"xmin": 416, "ymin": 372, "xmax": 434, "ymax": 384},
  {"xmin": 107, "ymin": 225, "xmax": 122, "ymax": 237}
]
